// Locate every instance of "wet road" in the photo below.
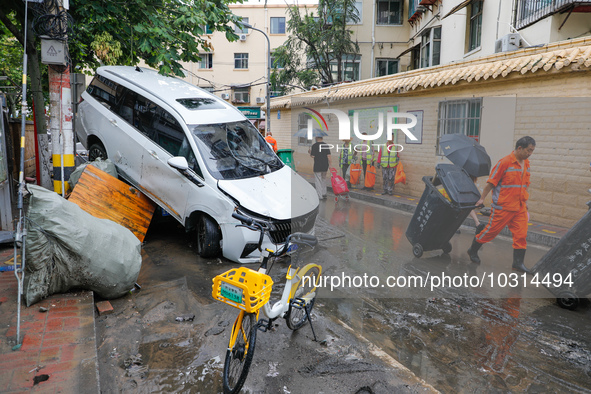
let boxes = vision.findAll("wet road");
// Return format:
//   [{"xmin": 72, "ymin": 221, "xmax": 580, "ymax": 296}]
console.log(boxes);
[
  {"xmin": 316, "ymin": 197, "xmax": 591, "ymax": 392},
  {"xmin": 97, "ymin": 198, "xmax": 591, "ymax": 393}
]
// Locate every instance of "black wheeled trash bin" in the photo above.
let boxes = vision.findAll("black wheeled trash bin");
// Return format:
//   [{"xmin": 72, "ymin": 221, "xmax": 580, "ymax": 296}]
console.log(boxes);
[
  {"xmin": 532, "ymin": 203, "xmax": 591, "ymax": 311},
  {"xmin": 406, "ymin": 163, "xmax": 481, "ymax": 258}
]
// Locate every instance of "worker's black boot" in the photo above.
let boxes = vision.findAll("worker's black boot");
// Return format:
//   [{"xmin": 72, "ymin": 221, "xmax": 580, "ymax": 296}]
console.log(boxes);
[
  {"xmin": 512, "ymin": 249, "xmax": 529, "ymax": 273},
  {"xmin": 467, "ymin": 238, "xmax": 482, "ymax": 264}
]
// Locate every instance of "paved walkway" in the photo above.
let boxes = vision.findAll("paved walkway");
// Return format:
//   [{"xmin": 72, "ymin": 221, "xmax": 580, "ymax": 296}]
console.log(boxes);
[{"xmin": 0, "ymin": 247, "xmax": 99, "ymax": 394}]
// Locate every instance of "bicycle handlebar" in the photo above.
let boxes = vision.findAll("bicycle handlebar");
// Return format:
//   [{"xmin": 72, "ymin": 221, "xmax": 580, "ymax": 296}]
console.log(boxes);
[
  {"xmin": 232, "ymin": 212, "xmax": 255, "ymax": 226},
  {"xmin": 289, "ymin": 232, "xmax": 318, "ymax": 247}
]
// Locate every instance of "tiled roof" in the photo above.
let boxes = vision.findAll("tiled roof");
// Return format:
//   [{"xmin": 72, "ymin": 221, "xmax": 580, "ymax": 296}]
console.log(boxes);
[{"xmin": 270, "ymin": 37, "xmax": 591, "ymax": 110}]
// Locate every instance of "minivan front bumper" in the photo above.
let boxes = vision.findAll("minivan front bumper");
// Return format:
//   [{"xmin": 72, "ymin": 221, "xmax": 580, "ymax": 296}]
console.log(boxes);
[{"xmin": 220, "ymin": 207, "xmax": 319, "ymax": 264}]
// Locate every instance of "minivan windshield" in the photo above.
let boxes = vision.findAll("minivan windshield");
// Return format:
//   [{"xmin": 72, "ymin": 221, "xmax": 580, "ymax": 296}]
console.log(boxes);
[{"xmin": 189, "ymin": 120, "xmax": 284, "ymax": 180}]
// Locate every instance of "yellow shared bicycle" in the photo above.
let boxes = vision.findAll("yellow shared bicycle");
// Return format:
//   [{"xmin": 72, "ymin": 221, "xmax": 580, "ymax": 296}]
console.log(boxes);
[{"xmin": 212, "ymin": 212, "xmax": 321, "ymax": 394}]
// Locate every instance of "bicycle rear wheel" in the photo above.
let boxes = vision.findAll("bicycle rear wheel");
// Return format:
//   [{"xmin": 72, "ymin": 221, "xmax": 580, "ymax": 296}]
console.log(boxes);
[
  {"xmin": 223, "ymin": 312, "xmax": 257, "ymax": 394},
  {"xmin": 286, "ymin": 264, "xmax": 321, "ymax": 330}
]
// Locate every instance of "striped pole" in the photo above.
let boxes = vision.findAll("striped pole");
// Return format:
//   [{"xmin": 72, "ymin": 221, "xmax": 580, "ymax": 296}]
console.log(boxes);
[{"xmin": 49, "ymin": 66, "xmax": 74, "ymax": 195}]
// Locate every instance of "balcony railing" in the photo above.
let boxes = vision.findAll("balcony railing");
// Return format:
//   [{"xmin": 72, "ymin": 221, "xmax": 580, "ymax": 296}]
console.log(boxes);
[{"xmin": 515, "ymin": 0, "xmax": 591, "ymax": 29}]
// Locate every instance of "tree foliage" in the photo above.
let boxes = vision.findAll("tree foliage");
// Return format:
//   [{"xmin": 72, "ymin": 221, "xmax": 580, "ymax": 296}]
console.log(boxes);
[
  {"xmin": 1, "ymin": 0, "xmax": 243, "ymax": 81},
  {"xmin": 90, "ymin": 32, "xmax": 122, "ymax": 66},
  {"xmin": 68, "ymin": 0, "xmax": 242, "ymax": 77},
  {"xmin": 271, "ymin": 0, "xmax": 360, "ymax": 95},
  {"xmin": 0, "ymin": 20, "xmax": 24, "ymax": 116}
]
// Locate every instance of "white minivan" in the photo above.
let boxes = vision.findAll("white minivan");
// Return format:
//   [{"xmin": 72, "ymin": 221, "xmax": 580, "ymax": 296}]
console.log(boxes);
[{"xmin": 75, "ymin": 66, "xmax": 319, "ymax": 263}]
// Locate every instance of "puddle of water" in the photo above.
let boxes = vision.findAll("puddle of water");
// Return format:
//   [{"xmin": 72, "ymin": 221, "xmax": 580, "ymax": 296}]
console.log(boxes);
[
  {"xmin": 138, "ymin": 339, "xmax": 224, "ymax": 393},
  {"xmin": 323, "ymin": 296, "xmax": 591, "ymax": 392}
]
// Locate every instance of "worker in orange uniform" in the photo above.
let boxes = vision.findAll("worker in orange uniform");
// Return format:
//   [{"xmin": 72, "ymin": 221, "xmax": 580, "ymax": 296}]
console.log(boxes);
[
  {"xmin": 265, "ymin": 132, "xmax": 278, "ymax": 152},
  {"xmin": 467, "ymin": 136, "xmax": 536, "ymax": 273}
]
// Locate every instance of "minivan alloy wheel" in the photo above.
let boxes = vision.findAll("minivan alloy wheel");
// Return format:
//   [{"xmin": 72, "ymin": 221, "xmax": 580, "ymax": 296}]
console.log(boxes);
[{"xmin": 88, "ymin": 143, "xmax": 108, "ymax": 161}]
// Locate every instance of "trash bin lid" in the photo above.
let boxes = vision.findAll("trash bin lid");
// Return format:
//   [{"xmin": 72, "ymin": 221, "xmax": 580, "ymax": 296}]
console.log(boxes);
[{"xmin": 434, "ymin": 163, "xmax": 481, "ymax": 206}]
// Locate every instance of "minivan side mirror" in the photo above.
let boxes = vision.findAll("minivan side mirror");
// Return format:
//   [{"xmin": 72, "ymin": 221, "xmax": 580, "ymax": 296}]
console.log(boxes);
[
  {"xmin": 167, "ymin": 157, "xmax": 204, "ymax": 187},
  {"xmin": 168, "ymin": 156, "xmax": 189, "ymax": 171}
]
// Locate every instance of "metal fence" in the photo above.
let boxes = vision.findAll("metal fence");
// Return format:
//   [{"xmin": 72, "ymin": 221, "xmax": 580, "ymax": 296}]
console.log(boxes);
[{"xmin": 515, "ymin": 0, "xmax": 591, "ymax": 29}]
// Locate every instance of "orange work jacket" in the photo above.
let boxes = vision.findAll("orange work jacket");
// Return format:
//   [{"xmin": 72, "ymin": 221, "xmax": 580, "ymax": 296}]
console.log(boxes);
[
  {"xmin": 487, "ymin": 152, "xmax": 531, "ymax": 212},
  {"xmin": 265, "ymin": 136, "xmax": 278, "ymax": 152}
]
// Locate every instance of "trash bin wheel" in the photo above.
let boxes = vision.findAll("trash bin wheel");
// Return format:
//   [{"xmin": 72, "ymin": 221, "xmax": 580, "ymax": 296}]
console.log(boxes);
[
  {"xmin": 412, "ymin": 244, "xmax": 423, "ymax": 258},
  {"xmin": 442, "ymin": 242, "xmax": 452, "ymax": 254},
  {"xmin": 556, "ymin": 292, "xmax": 579, "ymax": 311}
]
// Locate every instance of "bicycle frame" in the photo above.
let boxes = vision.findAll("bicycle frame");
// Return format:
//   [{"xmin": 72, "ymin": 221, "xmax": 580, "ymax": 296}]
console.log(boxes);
[
  {"xmin": 261, "ymin": 263, "xmax": 322, "ymax": 320},
  {"xmin": 226, "ymin": 261, "xmax": 321, "ymax": 349}
]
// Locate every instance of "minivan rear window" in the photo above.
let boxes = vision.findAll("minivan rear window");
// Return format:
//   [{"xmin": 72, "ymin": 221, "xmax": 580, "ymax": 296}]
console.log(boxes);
[{"xmin": 176, "ymin": 98, "xmax": 226, "ymax": 110}]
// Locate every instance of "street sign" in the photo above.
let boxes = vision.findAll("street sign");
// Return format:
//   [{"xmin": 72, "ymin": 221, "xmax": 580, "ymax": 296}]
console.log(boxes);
[{"xmin": 237, "ymin": 106, "xmax": 261, "ymax": 119}]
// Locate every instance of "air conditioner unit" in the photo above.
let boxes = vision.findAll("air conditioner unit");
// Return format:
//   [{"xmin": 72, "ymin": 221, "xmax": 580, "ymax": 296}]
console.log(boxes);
[
  {"xmin": 239, "ymin": 34, "xmax": 247, "ymax": 41},
  {"xmin": 220, "ymin": 93, "xmax": 230, "ymax": 100},
  {"xmin": 255, "ymin": 97, "xmax": 265, "ymax": 104},
  {"xmin": 494, "ymin": 33, "xmax": 522, "ymax": 53}
]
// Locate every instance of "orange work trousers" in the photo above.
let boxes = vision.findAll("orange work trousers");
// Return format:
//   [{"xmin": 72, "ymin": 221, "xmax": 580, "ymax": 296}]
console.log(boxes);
[{"xmin": 475, "ymin": 204, "xmax": 528, "ymax": 249}]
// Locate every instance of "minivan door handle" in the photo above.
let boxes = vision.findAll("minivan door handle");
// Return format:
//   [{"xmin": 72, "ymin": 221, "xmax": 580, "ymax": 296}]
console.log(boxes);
[
  {"xmin": 148, "ymin": 150, "xmax": 159, "ymax": 159},
  {"xmin": 109, "ymin": 118, "xmax": 117, "ymax": 126}
]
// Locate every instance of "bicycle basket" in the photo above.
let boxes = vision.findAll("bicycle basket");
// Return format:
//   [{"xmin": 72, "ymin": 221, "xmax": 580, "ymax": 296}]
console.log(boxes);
[{"xmin": 212, "ymin": 267, "xmax": 274, "ymax": 313}]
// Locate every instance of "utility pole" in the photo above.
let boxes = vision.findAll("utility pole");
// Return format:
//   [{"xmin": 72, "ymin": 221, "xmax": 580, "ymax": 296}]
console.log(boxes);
[
  {"xmin": 48, "ymin": 65, "xmax": 73, "ymax": 195},
  {"xmin": 41, "ymin": 0, "xmax": 73, "ymax": 195}
]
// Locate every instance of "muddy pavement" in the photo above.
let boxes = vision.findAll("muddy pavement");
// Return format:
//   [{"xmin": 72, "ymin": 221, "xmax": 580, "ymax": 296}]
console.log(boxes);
[
  {"xmin": 316, "ymin": 198, "xmax": 591, "ymax": 392},
  {"xmin": 95, "ymin": 199, "xmax": 591, "ymax": 393},
  {"xmin": 95, "ymin": 216, "xmax": 436, "ymax": 393}
]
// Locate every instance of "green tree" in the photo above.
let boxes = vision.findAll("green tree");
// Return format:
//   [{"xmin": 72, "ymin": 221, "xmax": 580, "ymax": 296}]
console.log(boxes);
[
  {"xmin": 90, "ymin": 32, "xmax": 122, "ymax": 66},
  {"xmin": 68, "ymin": 0, "xmax": 242, "ymax": 77},
  {"xmin": 272, "ymin": 0, "xmax": 360, "ymax": 95},
  {"xmin": 0, "ymin": 21, "xmax": 25, "ymax": 117}
]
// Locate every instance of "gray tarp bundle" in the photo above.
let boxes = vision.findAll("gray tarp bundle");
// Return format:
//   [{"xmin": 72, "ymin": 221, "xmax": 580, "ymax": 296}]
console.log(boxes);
[
  {"xmin": 24, "ymin": 185, "xmax": 142, "ymax": 306},
  {"xmin": 69, "ymin": 158, "xmax": 118, "ymax": 188}
]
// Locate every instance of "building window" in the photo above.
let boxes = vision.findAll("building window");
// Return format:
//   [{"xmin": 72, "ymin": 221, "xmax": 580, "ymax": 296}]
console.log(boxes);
[
  {"xmin": 420, "ymin": 26, "xmax": 441, "ymax": 68},
  {"xmin": 468, "ymin": 0, "xmax": 483, "ymax": 52},
  {"xmin": 234, "ymin": 17, "xmax": 249, "ymax": 34},
  {"xmin": 437, "ymin": 98, "xmax": 482, "ymax": 152},
  {"xmin": 297, "ymin": 113, "xmax": 313, "ymax": 146},
  {"xmin": 202, "ymin": 25, "xmax": 213, "ymax": 34},
  {"xmin": 270, "ymin": 17, "xmax": 286, "ymax": 34},
  {"xmin": 200, "ymin": 86, "xmax": 215, "ymax": 94},
  {"xmin": 410, "ymin": 46, "xmax": 420, "ymax": 70},
  {"xmin": 199, "ymin": 53, "xmax": 213, "ymax": 69},
  {"xmin": 330, "ymin": 55, "xmax": 361, "ymax": 82},
  {"xmin": 375, "ymin": 59, "xmax": 398, "ymax": 77},
  {"xmin": 270, "ymin": 52, "xmax": 284, "ymax": 69},
  {"xmin": 347, "ymin": 1, "xmax": 363, "ymax": 24},
  {"xmin": 515, "ymin": 0, "xmax": 553, "ymax": 29},
  {"xmin": 232, "ymin": 87, "xmax": 250, "ymax": 104},
  {"xmin": 377, "ymin": 0, "xmax": 402, "ymax": 25},
  {"xmin": 408, "ymin": 0, "xmax": 420, "ymax": 20},
  {"xmin": 234, "ymin": 53, "xmax": 249, "ymax": 69}
]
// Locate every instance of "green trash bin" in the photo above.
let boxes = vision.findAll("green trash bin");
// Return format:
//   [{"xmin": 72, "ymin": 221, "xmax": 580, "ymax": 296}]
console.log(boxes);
[{"xmin": 277, "ymin": 149, "xmax": 296, "ymax": 171}]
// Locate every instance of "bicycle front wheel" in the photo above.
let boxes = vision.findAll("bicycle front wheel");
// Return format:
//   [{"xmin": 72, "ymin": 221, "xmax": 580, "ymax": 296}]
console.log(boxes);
[
  {"xmin": 286, "ymin": 264, "xmax": 321, "ymax": 330},
  {"xmin": 223, "ymin": 312, "xmax": 257, "ymax": 394}
]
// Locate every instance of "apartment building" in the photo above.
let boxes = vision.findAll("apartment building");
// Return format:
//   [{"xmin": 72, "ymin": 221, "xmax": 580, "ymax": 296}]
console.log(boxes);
[
  {"xmin": 180, "ymin": 0, "xmax": 315, "ymax": 128},
  {"xmin": 405, "ymin": 0, "xmax": 591, "ymax": 69},
  {"xmin": 181, "ymin": 0, "xmax": 423, "ymax": 124}
]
